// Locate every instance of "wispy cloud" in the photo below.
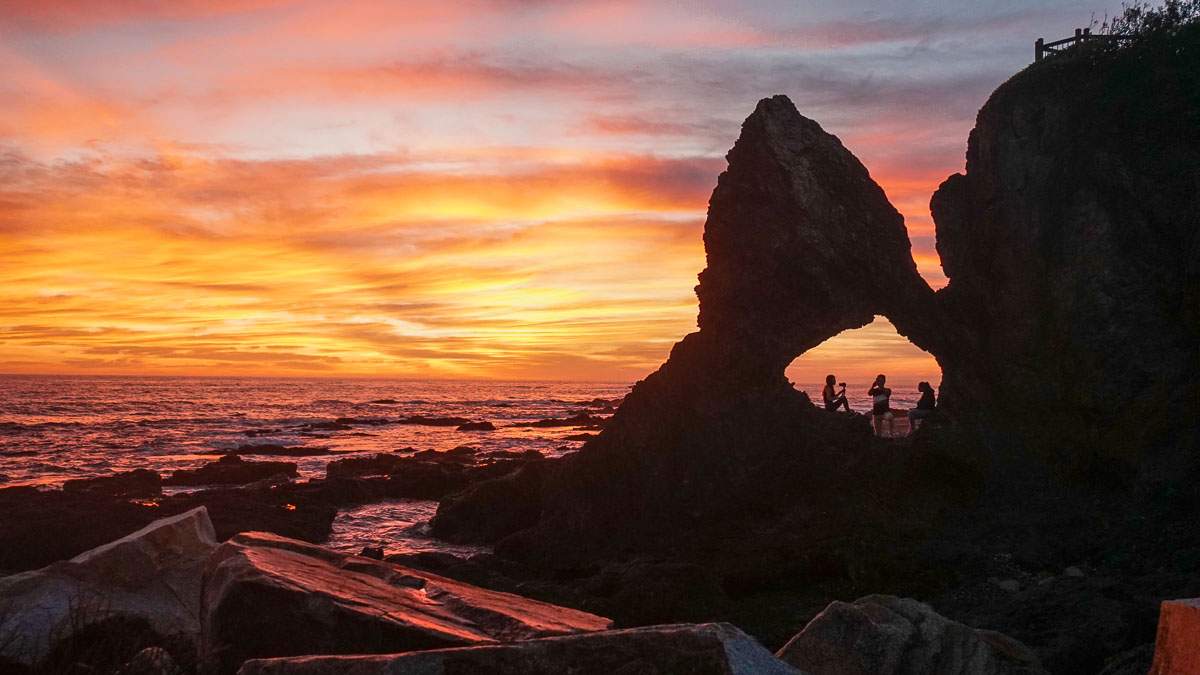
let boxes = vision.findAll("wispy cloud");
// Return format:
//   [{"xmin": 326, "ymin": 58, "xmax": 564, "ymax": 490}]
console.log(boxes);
[{"xmin": 0, "ymin": 0, "xmax": 1115, "ymax": 380}]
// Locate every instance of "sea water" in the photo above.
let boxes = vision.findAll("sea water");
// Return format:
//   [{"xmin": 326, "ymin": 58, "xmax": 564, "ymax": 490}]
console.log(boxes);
[{"xmin": 0, "ymin": 375, "xmax": 927, "ymax": 553}]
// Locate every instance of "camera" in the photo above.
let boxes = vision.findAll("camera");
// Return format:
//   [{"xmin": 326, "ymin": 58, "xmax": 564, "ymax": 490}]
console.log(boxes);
[{"xmin": 838, "ymin": 382, "xmax": 846, "ymax": 387}]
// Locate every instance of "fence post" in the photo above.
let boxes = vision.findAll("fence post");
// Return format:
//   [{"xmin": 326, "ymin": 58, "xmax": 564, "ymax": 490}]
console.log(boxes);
[
  {"xmin": 1075, "ymin": 28, "xmax": 1082, "ymax": 43},
  {"xmin": 1035, "ymin": 37, "xmax": 1044, "ymax": 62}
]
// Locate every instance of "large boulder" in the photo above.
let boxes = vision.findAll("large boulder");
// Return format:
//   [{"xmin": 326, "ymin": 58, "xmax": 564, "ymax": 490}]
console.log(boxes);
[
  {"xmin": 201, "ymin": 531, "xmax": 612, "ymax": 674},
  {"xmin": 929, "ymin": 27, "xmax": 1200, "ymax": 433},
  {"xmin": 776, "ymin": 595, "xmax": 1048, "ymax": 675},
  {"xmin": 1149, "ymin": 598, "xmax": 1200, "ymax": 675},
  {"xmin": 0, "ymin": 507, "xmax": 217, "ymax": 666},
  {"xmin": 236, "ymin": 622, "xmax": 803, "ymax": 675}
]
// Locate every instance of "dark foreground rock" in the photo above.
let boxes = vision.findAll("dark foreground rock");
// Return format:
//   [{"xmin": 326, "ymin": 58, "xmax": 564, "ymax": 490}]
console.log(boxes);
[
  {"xmin": 202, "ymin": 531, "xmax": 612, "ymax": 674},
  {"xmin": 777, "ymin": 595, "xmax": 1048, "ymax": 675},
  {"xmin": 62, "ymin": 468, "xmax": 162, "ymax": 498},
  {"xmin": 237, "ymin": 622, "xmax": 801, "ymax": 675},
  {"xmin": 163, "ymin": 455, "xmax": 298, "ymax": 486},
  {"xmin": 0, "ymin": 507, "xmax": 216, "ymax": 667}
]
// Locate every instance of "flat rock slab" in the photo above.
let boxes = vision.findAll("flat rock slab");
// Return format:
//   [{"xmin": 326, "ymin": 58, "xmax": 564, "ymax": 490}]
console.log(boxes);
[
  {"xmin": 0, "ymin": 507, "xmax": 217, "ymax": 666},
  {"xmin": 776, "ymin": 595, "xmax": 1048, "ymax": 675},
  {"xmin": 237, "ymin": 622, "xmax": 804, "ymax": 675},
  {"xmin": 203, "ymin": 531, "xmax": 612, "ymax": 673},
  {"xmin": 1150, "ymin": 598, "xmax": 1200, "ymax": 675}
]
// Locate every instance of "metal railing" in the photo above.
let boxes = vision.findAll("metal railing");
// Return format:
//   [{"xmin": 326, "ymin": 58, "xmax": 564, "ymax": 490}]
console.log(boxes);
[{"xmin": 1035, "ymin": 28, "xmax": 1136, "ymax": 62}]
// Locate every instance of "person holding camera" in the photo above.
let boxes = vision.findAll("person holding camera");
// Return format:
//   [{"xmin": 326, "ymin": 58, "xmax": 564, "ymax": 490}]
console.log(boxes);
[
  {"xmin": 822, "ymin": 374, "xmax": 851, "ymax": 412},
  {"xmin": 869, "ymin": 373, "xmax": 894, "ymax": 436}
]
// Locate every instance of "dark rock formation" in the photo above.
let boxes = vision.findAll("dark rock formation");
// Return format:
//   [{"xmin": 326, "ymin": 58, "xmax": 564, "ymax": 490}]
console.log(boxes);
[
  {"xmin": 0, "ymin": 508, "xmax": 216, "ymax": 667},
  {"xmin": 434, "ymin": 96, "xmax": 956, "ymax": 568},
  {"xmin": 929, "ymin": 29, "xmax": 1200, "ymax": 437},
  {"xmin": 63, "ymin": 469, "xmax": 162, "ymax": 498},
  {"xmin": 456, "ymin": 421, "xmax": 495, "ymax": 431},
  {"xmin": 324, "ymin": 452, "xmax": 406, "ymax": 478},
  {"xmin": 0, "ymin": 485, "xmax": 162, "ymax": 572},
  {"xmin": 202, "ymin": 531, "xmax": 612, "ymax": 674},
  {"xmin": 163, "ymin": 455, "xmax": 298, "ymax": 487},
  {"xmin": 776, "ymin": 595, "xmax": 1048, "ymax": 675},
  {"xmin": 236, "ymin": 623, "xmax": 800, "ymax": 675},
  {"xmin": 432, "ymin": 31, "xmax": 1200, "ymax": 673}
]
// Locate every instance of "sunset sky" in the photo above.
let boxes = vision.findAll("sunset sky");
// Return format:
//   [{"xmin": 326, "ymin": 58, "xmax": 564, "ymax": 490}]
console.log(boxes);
[{"xmin": 0, "ymin": 0, "xmax": 1121, "ymax": 383}]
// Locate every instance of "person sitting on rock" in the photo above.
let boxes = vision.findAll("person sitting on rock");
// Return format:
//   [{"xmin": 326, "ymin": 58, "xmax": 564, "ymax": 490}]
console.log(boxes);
[
  {"xmin": 869, "ymin": 374, "xmax": 894, "ymax": 437},
  {"xmin": 907, "ymin": 381, "xmax": 936, "ymax": 434},
  {"xmin": 822, "ymin": 374, "xmax": 851, "ymax": 412}
]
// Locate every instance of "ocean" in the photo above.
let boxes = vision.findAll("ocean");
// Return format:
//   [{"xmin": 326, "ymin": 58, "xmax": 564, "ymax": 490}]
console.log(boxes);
[{"xmin": 0, "ymin": 375, "xmax": 926, "ymax": 554}]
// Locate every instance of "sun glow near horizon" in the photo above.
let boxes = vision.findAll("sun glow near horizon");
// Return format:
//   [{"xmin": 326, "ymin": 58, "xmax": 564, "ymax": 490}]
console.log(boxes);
[{"xmin": 0, "ymin": 0, "xmax": 1110, "ymax": 381}]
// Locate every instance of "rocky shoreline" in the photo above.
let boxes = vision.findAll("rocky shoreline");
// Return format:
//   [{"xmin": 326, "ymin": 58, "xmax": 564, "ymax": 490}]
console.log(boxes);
[{"xmin": 5, "ymin": 23, "xmax": 1200, "ymax": 675}]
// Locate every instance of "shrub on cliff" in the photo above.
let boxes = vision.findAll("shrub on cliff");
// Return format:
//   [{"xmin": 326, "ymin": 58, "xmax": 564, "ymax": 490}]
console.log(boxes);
[{"xmin": 1098, "ymin": 0, "xmax": 1200, "ymax": 40}]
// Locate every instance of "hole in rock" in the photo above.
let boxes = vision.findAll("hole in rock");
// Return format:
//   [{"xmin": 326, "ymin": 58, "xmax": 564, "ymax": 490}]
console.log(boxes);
[{"xmin": 786, "ymin": 316, "xmax": 941, "ymax": 414}]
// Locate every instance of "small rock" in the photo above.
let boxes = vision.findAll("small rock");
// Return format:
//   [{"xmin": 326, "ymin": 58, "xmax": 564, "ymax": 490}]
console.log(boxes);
[
  {"xmin": 998, "ymin": 579, "xmax": 1021, "ymax": 592},
  {"xmin": 456, "ymin": 421, "xmax": 496, "ymax": 431},
  {"xmin": 777, "ymin": 595, "xmax": 1048, "ymax": 674},
  {"xmin": 120, "ymin": 646, "xmax": 178, "ymax": 675},
  {"xmin": 1063, "ymin": 566, "xmax": 1085, "ymax": 577}
]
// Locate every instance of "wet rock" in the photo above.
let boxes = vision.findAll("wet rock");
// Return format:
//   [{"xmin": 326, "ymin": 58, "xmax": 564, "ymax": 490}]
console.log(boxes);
[
  {"xmin": 998, "ymin": 579, "xmax": 1021, "ymax": 592},
  {"xmin": 163, "ymin": 455, "xmax": 298, "ymax": 487},
  {"xmin": 0, "ymin": 508, "xmax": 216, "ymax": 666},
  {"xmin": 334, "ymin": 417, "xmax": 392, "ymax": 426},
  {"xmin": 160, "ymin": 485, "xmax": 337, "ymax": 544},
  {"xmin": 564, "ymin": 433, "xmax": 594, "ymax": 441},
  {"xmin": 776, "ymin": 595, "xmax": 1048, "ymax": 675},
  {"xmin": 324, "ymin": 453, "xmax": 405, "ymax": 478},
  {"xmin": 0, "ymin": 486, "xmax": 162, "ymax": 572},
  {"xmin": 237, "ymin": 622, "xmax": 800, "ymax": 675},
  {"xmin": 1149, "ymin": 599, "xmax": 1200, "ymax": 675},
  {"xmin": 119, "ymin": 647, "xmax": 178, "ymax": 675},
  {"xmin": 445, "ymin": 445, "xmax": 477, "ymax": 459},
  {"xmin": 359, "ymin": 546, "xmax": 384, "ymax": 560},
  {"xmin": 369, "ymin": 399, "xmax": 398, "ymax": 404},
  {"xmin": 456, "ymin": 421, "xmax": 495, "ymax": 431},
  {"xmin": 1063, "ymin": 566, "xmax": 1085, "ymax": 578},
  {"xmin": 432, "ymin": 462, "xmax": 545, "ymax": 543},
  {"xmin": 202, "ymin": 531, "xmax": 612, "ymax": 674},
  {"xmin": 63, "ymin": 469, "xmax": 162, "ymax": 498}
]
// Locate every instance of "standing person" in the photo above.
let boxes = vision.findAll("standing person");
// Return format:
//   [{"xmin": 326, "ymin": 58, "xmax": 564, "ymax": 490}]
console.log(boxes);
[
  {"xmin": 869, "ymin": 374, "xmax": 893, "ymax": 436},
  {"xmin": 907, "ymin": 381, "xmax": 936, "ymax": 434},
  {"xmin": 822, "ymin": 374, "xmax": 850, "ymax": 412}
]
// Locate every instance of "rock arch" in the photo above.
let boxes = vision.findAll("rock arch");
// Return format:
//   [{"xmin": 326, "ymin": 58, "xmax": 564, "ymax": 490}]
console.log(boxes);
[{"xmin": 600, "ymin": 95, "xmax": 975, "ymax": 450}]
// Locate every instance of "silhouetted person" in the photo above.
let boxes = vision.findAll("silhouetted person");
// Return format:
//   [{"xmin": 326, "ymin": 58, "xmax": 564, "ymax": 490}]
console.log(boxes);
[
  {"xmin": 822, "ymin": 374, "xmax": 850, "ymax": 412},
  {"xmin": 907, "ymin": 381, "xmax": 936, "ymax": 434},
  {"xmin": 869, "ymin": 374, "xmax": 894, "ymax": 436}
]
